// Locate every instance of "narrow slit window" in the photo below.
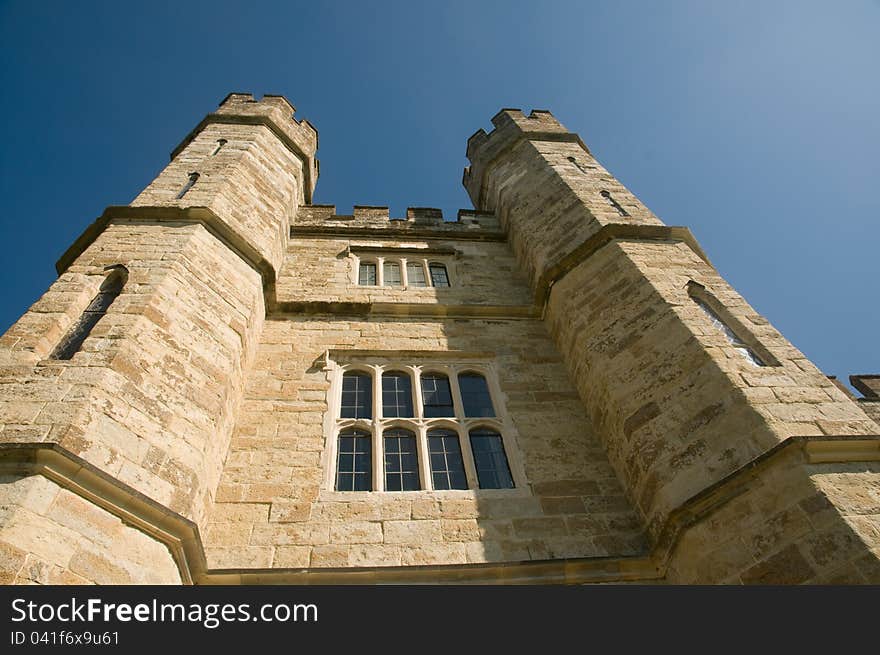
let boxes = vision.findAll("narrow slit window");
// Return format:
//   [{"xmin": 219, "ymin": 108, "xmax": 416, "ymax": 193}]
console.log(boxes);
[
  {"xmin": 421, "ymin": 373, "xmax": 454, "ymax": 417},
  {"xmin": 406, "ymin": 262, "xmax": 427, "ymax": 287},
  {"xmin": 50, "ymin": 270, "xmax": 126, "ymax": 360},
  {"xmin": 458, "ymin": 373, "xmax": 495, "ymax": 417},
  {"xmin": 358, "ymin": 262, "xmax": 377, "ymax": 286},
  {"xmin": 336, "ymin": 429, "xmax": 372, "ymax": 491},
  {"xmin": 429, "ymin": 263, "xmax": 450, "ymax": 288},
  {"xmin": 567, "ymin": 156, "xmax": 593, "ymax": 174},
  {"xmin": 383, "ymin": 261, "xmax": 401, "ymax": 286},
  {"xmin": 341, "ymin": 372, "xmax": 373, "ymax": 419},
  {"xmin": 382, "ymin": 371, "xmax": 413, "ymax": 418},
  {"xmin": 428, "ymin": 430, "xmax": 467, "ymax": 490},
  {"xmin": 384, "ymin": 429, "xmax": 420, "ymax": 491},
  {"xmin": 176, "ymin": 172, "xmax": 200, "ymax": 199},
  {"xmin": 694, "ymin": 298, "xmax": 766, "ymax": 367},
  {"xmin": 600, "ymin": 190, "xmax": 630, "ymax": 217},
  {"xmin": 469, "ymin": 428, "xmax": 514, "ymax": 489}
]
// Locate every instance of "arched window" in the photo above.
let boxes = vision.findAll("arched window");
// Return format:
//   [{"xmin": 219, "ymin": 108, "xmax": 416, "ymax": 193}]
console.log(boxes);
[
  {"xmin": 406, "ymin": 262, "xmax": 427, "ymax": 287},
  {"xmin": 50, "ymin": 268, "xmax": 127, "ymax": 360},
  {"xmin": 458, "ymin": 372, "xmax": 495, "ymax": 417},
  {"xmin": 428, "ymin": 263, "xmax": 450, "ymax": 288},
  {"xmin": 384, "ymin": 428, "xmax": 420, "ymax": 491},
  {"xmin": 358, "ymin": 261, "xmax": 377, "ymax": 286},
  {"xmin": 469, "ymin": 427, "xmax": 514, "ymax": 489},
  {"xmin": 383, "ymin": 261, "xmax": 401, "ymax": 286},
  {"xmin": 428, "ymin": 429, "xmax": 467, "ymax": 490},
  {"xmin": 382, "ymin": 371, "xmax": 413, "ymax": 417},
  {"xmin": 421, "ymin": 372, "xmax": 454, "ymax": 417},
  {"xmin": 341, "ymin": 371, "xmax": 372, "ymax": 419},
  {"xmin": 336, "ymin": 428, "xmax": 372, "ymax": 491}
]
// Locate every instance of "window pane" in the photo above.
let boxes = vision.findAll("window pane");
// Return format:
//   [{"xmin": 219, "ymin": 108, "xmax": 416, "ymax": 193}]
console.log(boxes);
[
  {"xmin": 382, "ymin": 372, "xmax": 413, "ymax": 417},
  {"xmin": 458, "ymin": 373, "xmax": 495, "ymax": 417},
  {"xmin": 336, "ymin": 430, "xmax": 372, "ymax": 491},
  {"xmin": 384, "ymin": 430, "xmax": 419, "ymax": 491},
  {"xmin": 429, "ymin": 263, "xmax": 450, "ymax": 287},
  {"xmin": 469, "ymin": 429, "xmax": 513, "ymax": 489},
  {"xmin": 428, "ymin": 431, "xmax": 468, "ymax": 490},
  {"xmin": 358, "ymin": 262, "xmax": 377, "ymax": 285},
  {"xmin": 407, "ymin": 263, "xmax": 427, "ymax": 287},
  {"xmin": 383, "ymin": 262, "xmax": 401, "ymax": 286},
  {"xmin": 341, "ymin": 373, "xmax": 372, "ymax": 419},
  {"xmin": 421, "ymin": 373, "xmax": 455, "ymax": 417},
  {"xmin": 694, "ymin": 298, "xmax": 765, "ymax": 367}
]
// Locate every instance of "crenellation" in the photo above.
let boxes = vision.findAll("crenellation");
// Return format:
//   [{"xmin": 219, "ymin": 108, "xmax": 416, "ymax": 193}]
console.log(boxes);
[{"xmin": 1, "ymin": 92, "xmax": 878, "ymax": 585}]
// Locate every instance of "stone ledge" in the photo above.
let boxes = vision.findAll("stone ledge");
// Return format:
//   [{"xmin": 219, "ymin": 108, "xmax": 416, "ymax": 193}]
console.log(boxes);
[
  {"xmin": 537, "ymin": 223, "xmax": 713, "ymax": 310},
  {"xmin": 55, "ymin": 205, "xmax": 277, "ymax": 308},
  {"xmin": 3, "ymin": 435, "xmax": 877, "ymax": 585},
  {"xmin": 290, "ymin": 226, "xmax": 506, "ymax": 242},
  {"xmin": 270, "ymin": 301, "xmax": 539, "ymax": 319}
]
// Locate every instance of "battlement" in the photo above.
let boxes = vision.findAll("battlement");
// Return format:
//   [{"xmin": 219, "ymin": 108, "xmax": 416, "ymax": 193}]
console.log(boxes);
[
  {"xmin": 171, "ymin": 92, "xmax": 319, "ymax": 202},
  {"xmin": 293, "ymin": 204, "xmax": 501, "ymax": 236},
  {"xmin": 216, "ymin": 92, "xmax": 318, "ymax": 147},
  {"xmin": 463, "ymin": 108, "xmax": 587, "ymax": 209}
]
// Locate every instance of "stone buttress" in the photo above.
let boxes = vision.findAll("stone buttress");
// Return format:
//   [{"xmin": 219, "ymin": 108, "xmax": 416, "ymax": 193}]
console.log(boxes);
[
  {"xmin": 0, "ymin": 94, "xmax": 317, "ymax": 583},
  {"xmin": 464, "ymin": 109, "xmax": 880, "ymax": 583}
]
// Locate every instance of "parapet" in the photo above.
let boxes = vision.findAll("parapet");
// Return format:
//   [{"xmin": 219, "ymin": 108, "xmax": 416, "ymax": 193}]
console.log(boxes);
[
  {"xmin": 463, "ymin": 108, "xmax": 587, "ymax": 210},
  {"xmin": 171, "ymin": 92, "xmax": 320, "ymax": 202},
  {"xmin": 293, "ymin": 205, "xmax": 501, "ymax": 237}
]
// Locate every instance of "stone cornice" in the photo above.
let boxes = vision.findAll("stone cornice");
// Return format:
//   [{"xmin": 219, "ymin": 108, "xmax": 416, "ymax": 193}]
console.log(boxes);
[
  {"xmin": 291, "ymin": 226, "xmax": 507, "ymax": 242},
  {"xmin": 55, "ymin": 205, "xmax": 277, "ymax": 308},
  {"xmin": 170, "ymin": 113, "xmax": 316, "ymax": 203},
  {"xmin": 347, "ymin": 245, "xmax": 459, "ymax": 256},
  {"xmin": 270, "ymin": 301, "xmax": 539, "ymax": 320},
  {"xmin": 3, "ymin": 435, "xmax": 877, "ymax": 585},
  {"xmin": 537, "ymin": 223, "xmax": 713, "ymax": 309}
]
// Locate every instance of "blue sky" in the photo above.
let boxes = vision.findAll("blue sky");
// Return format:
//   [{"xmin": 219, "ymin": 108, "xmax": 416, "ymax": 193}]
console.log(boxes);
[{"xmin": 1, "ymin": 1, "xmax": 878, "ymax": 388}]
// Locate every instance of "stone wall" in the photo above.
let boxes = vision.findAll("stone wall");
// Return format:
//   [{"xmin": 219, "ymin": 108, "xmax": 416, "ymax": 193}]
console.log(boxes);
[
  {"xmin": 0, "ymin": 474, "xmax": 180, "ymax": 584},
  {"xmin": 0, "ymin": 222, "xmax": 264, "ymax": 525},
  {"xmin": 203, "ymin": 314, "xmax": 647, "ymax": 569},
  {"xmin": 665, "ymin": 450, "xmax": 880, "ymax": 583}
]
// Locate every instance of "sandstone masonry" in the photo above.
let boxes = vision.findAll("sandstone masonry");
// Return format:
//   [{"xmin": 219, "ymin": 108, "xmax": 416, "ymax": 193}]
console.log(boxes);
[{"xmin": 1, "ymin": 94, "xmax": 878, "ymax": 584}]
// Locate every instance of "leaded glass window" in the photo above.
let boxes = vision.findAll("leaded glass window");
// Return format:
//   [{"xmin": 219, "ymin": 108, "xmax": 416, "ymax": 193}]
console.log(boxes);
[
  {"xmin": 336, "ymin": 429, "xmax": 372, "ymax": 491},
  {"xmin": 384, "ymin": 429, "xmax": 420, "ymax": 491},
  {"xmin": 382, "ymin": 371, "xmax": 414, "ymax": 417},
  {"xmin": 358, "ymin": 262, "xmax": 377, "ymax": 286},
  {"xmin": 470, "ymin": 428, "xmax": 514, "ymax": 489},
  {"xmin": 341, "ymin": 372, "xmax": 372, "ymax": 419},
  {"xmin": 384, "ymin": 262, "xmax": 401, "ymax": 286},
  {"xmin": 406, "ymin": 262, "xmax": 427, "ymax": 287},
  {"xmin": 429, "ymin": 263, "xmax": 450, "ymax": 287},
  {"xmin": 428, "ymin": 430, "xmax": 467, "ymax": 490},
  {"xmin": 694, "ymin": 298, "xmax": 765, "ymax": 367},
  {"xmin": 458, "ymin": 373, "xmax": 495, "ymax": 417},
  {"xmin": 421, "ymin": 373, "xmax": 454, "ymax": 417},
  {"xmin": 50, "ymin": 270, "xmax": 126, "ymax": 361}
]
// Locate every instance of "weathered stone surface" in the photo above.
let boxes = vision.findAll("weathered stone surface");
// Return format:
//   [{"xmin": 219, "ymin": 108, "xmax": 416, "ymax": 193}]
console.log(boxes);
[{"xmin": 2, "ymin": 94, "xmax": 878, "ymax": 585}]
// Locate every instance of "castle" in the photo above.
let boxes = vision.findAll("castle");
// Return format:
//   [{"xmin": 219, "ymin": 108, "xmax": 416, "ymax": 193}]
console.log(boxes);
[{"xmin": 1, "ymin": 93, "xmax": 878, "ymax": 584}]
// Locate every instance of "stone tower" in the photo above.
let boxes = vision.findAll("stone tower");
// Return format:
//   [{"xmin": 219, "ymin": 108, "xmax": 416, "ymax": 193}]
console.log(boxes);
[{"xmin": 0, "ymin": 94, "xmax": 877, "ymax": 584}]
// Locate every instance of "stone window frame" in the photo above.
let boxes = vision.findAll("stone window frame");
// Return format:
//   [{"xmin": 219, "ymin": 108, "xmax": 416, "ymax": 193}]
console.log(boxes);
[
  {"xmin": 321, "ymin": 352, "xmax": 528, "ymax": 497},
  {"xmin": 350, "ymin": 253, "xmax": 454, "ymax": 289},
  {"xmin": 686, "ymin": 281, "xmax": 779, "ymax": 367}
]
